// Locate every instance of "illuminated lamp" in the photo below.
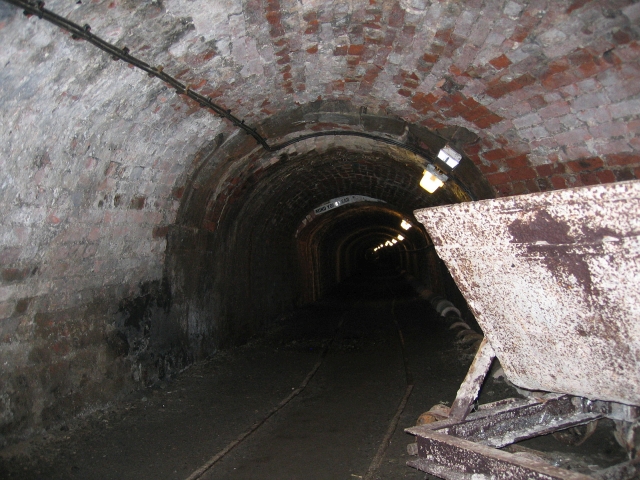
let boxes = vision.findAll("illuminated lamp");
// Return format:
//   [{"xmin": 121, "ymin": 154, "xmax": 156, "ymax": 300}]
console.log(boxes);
[{"xmin": 420, "ymin": 164, "xmax": 447, "ymax": 193}]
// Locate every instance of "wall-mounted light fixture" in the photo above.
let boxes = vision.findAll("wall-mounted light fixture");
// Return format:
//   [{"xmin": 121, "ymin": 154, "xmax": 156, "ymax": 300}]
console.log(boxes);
[
  {"xmin": 420, "ymin": 145, "xmax": 462, "ymax": 193},
  {"xmin": 420, "ymin": 164, "xmax": 447, "ymax": 193},
  {"xmin": 397, "ymin": 234, "xmax": 404, "ymax": 241},
  {"xmin": 401, "ymin": 220, "xmax": 412, "ymax": 231},
  {"xmin": 438, "ymin": 144, "xmax": 462, "ymax": 169}
]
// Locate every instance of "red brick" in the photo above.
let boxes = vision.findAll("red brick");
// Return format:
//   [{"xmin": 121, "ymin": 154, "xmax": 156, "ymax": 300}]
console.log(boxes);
[
  {"xmin": 364, "ymin": 35, "xmax": 383, "ymax": 45},
  {"xmin": 580, "ymin": 172, "xmax": 600, "ymax": 186},
  {"xmin": 511, "ymin": 181, "xmax": 529, "ymax": 195},
  {"xmin": 2, "ymin": 267, "xmax": 32, "ymax": 283},
  {"xmin": 596, "ymin": 170, "xmax": 616, "ymax": 183},
  {"xmin": 441, "ymin": 108, "xmax": 459, "ymax": 118},
  {"xmin": 449, "ymin": 65, "xmax": 465, "ymax": 76},
  {"xmin": 578, "ymin": 58, "xmax": 608, "ymax": 78},
  {"xmin": 483, "ymin": 148, "xmax": 509, "ymax": 161},
  {"xmin": 567, "ymin": 157, "xmax": 604, "ymax": 172},
  {"xmin": 152, "ymin": 226, "xmax": 169, "ymax": 239},
  {"xmin": 606, "ymin": 153, "xmax": 640, "ymax": 166},
  {"xmin": 550, "ymin": 175, "xmax": 568, "ymax": 189},
  {"xmin": 508, "ymin": 167, "xmax": 537, "ymax": 181},
  {"xmin": 486, "ymin": 74, "xmax": 535, "ymax": 98},
  {"xmin": 459, "ymin": 105, "xmax": 488, "ymax": 122},
  {"xmin": 302, "ymin": 11, "xmax": 317, "ymax": 22},
  {"xmin": 535, "ymin": 177, "xmax": 553, "ymax": 191},
  {"xmin": 536, "ymin": 163, "xmax": 566, "ymax": 176},
  {"xmin": 566, "ymin": 0, "xmax": 590, "ymax": 14},
  {"xmin": 421, "ymin": 118, "xmax": 446, "ymax": 129},
  {"xmin": 612, "ymin": 28, "xmax": 633, "ymax": 45},
  {"xmin": 434, "ymin": 27, "xmax": 453, "ymax": 42},
  {"xmin": 334, "ymin": 45, "xmax": 348, "ymax": 56},
  {"xmin": 512, "ymin": 73, "xmax": 536, "ymax": 90},
  {"xmin": 474, "ymin": 114, "xmax": 503, "ymax": 128},
  {"xmin": 506, "ymin": 154, "xmax": 529, "ymax": 168},
  {"xmin": 388, "ymin": 2, "xmax": 405, "ymax": 28},
  {"xmin": 489, "ymin": 54, "xmax": 512, "ymax": 70},
  {"xmin": 449, "ymin": 101, "xmax": 470, "ymax": 116},
  {"xmin": 411, "ymin": 92, "xmax": 436, "ymax": 112},
  {"xmin": 266, "ymin": 11, "xmax": 281, "ymax": 25},
  {"xmin": 614, "ymin": 168, "xmax": 636, "ymax": 181},
  {"xmin": 462, "ymin": 97, "xmax": 481, "ymax": 109},
  {"xmin": 403, "ymin": 25, "xmax": 416, "ymax": 36},
  {"xmin": 495, "ymin": 183, "xmax": 514, "ymax": 197},
  {"xmin": 435, "ymin": 95, "xmax": 457, "ymax": 109},
  {"xmin": 528, "ymin": 95, "xmax": 547, "ymax": 109},
  {"xmin": 421, "ymin": 52, "xmax": 439, "ymax": 64},
  {"xmin": 542, "ymin": 72, "xmax": 577, "ymax": 90},
  {"xmin": 511, "ymin": 25, "xmax": 531, "ymax": 43},
  {"xmin": 485, "ymin": 82, "xmax": 511, "ymax": 99},
  {"xmin": 129, "ymin": 195, "xmax": 146, "ymax": 210},
  {"xmin": 485, "ymin": 172, "xmax": 510, "ymax": 185},
  {"xmin": 545, "ymin": 58, "xmax": 571, "ymax": 75},
  {"xmin": 305, "ymin": 21, "xmax": 319, "ymax": 34},
  {"xmin": 465, "ymin": 143, "xmax": 482, "ymax": 155},
  {"xmin": 567, "ymin": 49, "xmax": 592, "ymax": 68}
]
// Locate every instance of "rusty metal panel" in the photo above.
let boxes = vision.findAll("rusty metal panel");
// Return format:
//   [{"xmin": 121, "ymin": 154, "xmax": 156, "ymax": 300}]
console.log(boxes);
[
  {"xmin": 414, "ymin": 181, "xmax": 640, "ymax": 406},
  {"xmin": 407, "ymin": 394, "xmax": 604, "ymax": 448},
  {"xmin": 408, "ymin": 430, "xmax": 594, "ymax": 480}
]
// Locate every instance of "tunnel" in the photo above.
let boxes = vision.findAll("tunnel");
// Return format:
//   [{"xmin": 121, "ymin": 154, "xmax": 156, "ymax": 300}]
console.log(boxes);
[
  {"xmin": 165, "ymin": 106, "xmax": 491, "ymax": 356},
  {"xmin": 1, "ymin": 0, "xmax": 640, "ymax": 477}
]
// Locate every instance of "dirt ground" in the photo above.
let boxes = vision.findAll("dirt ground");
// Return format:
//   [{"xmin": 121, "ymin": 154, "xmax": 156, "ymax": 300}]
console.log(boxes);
[{"xmin": 0, "ymin": 274, "xmax": 630, "ymax": 479}]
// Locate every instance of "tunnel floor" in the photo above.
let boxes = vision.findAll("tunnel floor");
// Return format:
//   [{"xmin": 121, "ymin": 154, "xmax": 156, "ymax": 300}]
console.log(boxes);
[{"xmin": 0, "ymin": 273, "xmax": 629, "ymax": 479}]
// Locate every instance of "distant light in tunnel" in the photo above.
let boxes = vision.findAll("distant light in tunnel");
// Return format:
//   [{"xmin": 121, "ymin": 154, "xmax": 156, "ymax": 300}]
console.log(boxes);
[
  {"xmin": 438, "ymin": 145, "xmax": 463, "ymax": 169},
  {"xmin": 397, "ymin": 234, "xmax": 404, "ymax": 241},
  {"xmin": 401, "ymin": 220, "xmax": 412, "ymax": 230},
  {"xmin": 392, "ymin": 239, "xmax": 398, "ymax": 244},
  {"xmin": 420, "ymin": 164, "xmax": 447, "ymax": 193}
]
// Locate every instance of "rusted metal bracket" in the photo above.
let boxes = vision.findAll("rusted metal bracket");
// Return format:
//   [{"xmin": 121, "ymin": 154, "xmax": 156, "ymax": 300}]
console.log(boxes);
[
  {"xmin": 448, "ymin": 337, "xmax": 495, "ymax": 421},
  {"xmin": 406, "ymin": 394, "xmax": 638, "ymax": 479},
  {"xmin": 407, "ymin": 394, "xmax": 640, "ymax": 479},
  {"xmin": 408, "ymin": 430, "xmax": 596, "ymax": 480},
  {"xmin": 408, "ymin": 394, "xmax": 605, "ymax": 449}
]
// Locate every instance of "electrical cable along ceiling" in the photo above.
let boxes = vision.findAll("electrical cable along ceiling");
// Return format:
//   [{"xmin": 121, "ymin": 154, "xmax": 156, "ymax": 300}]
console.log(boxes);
[{"xmin": 5, "ymin": 0, "xmax": 473, "ymax": 198}]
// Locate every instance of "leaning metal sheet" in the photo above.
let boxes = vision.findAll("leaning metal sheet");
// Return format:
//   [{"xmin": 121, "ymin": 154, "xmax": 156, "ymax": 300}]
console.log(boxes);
[{"xmin": 415, "ymin": 180, "xmax": 640, "ymax": 406}]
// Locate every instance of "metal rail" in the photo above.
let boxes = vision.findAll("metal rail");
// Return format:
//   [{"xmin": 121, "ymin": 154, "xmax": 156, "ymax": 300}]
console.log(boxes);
[{"xmin": 3, "ymin": 0, "xmax": 476, "ymax": 199}]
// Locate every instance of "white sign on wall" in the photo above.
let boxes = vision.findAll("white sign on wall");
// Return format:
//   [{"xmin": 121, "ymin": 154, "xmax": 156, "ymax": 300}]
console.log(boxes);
[{"xmin": 313, "ymin": 195, "xmax": 383, "ymax": 215}]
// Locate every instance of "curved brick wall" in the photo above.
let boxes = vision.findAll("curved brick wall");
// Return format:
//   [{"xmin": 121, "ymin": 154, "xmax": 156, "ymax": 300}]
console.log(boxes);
[{"xmin": 0, "ymin": 0, "xmax": 638, "ymax": 443}]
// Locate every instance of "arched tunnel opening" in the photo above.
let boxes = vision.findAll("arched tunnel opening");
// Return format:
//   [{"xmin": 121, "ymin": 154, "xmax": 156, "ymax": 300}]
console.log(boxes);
[{"xmin": 165, "ymin": 108, "xmax": 489, "ymax": 355}]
